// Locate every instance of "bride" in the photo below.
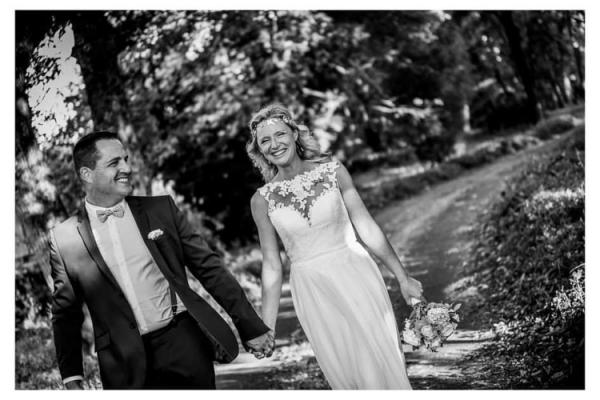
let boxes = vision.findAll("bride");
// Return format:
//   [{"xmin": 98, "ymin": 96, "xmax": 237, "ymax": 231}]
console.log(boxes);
[{"xmin": 246, "ymin": 104, "xmax": 424, "ymax": 389}]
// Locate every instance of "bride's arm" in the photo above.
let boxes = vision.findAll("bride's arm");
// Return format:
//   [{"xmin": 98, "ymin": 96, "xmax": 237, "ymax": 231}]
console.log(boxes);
[
  {"xmin": 336, "ymin": 164, "xmax": 424, "ymax": 303},
  {"xmin": 250, "ymin": 192, "xmax": 284, "ymax": 331}
]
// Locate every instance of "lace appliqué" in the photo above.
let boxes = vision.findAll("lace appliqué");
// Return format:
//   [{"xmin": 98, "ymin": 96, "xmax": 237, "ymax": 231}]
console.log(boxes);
[{"xmin": 258, "ymin": 161, "xmax": 339, "ymax": 226}]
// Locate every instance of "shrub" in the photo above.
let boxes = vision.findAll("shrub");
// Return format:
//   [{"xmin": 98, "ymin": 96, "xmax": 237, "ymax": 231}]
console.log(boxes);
[
  {"xmin": 15, "ymin": 326, "xmax": 102, "ymax": 389},
  {"xmin": 414, "ymin": 132, "xmax": 457, "ymax": 164},
  {"xmin": 470, "ymin": 84, "xmax": 534, "ymax": 132},
  {"xmin": 15, "ymin": 262, "xmax": 51, "ymax": 329},
  {"xmin": 451, "ymin": 145, "xmax": 500, "ymax": 168},
  {"xmin": 533, "ymin": 115, "xmax": 576, "ymax": 140},
  {"xmin": 347, "ymin": 148, "xmax": 418, "ymax": 174},
  {"xmin": 462, "ymin": 132, "xmax": 584, "ymax": 388},
  {"xmin": 551, "ymin": 267, "xmax": 584, "ymax": 324}
]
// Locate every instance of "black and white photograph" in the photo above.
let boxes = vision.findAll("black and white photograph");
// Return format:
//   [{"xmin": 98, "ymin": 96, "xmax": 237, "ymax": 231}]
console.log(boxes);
[{"xmin": 13, "ymin": 5, "xmax": 588, "ymax": 391}]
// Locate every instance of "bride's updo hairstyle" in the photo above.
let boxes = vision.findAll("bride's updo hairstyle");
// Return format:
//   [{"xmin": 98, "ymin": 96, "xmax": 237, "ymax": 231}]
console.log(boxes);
[{"xmin": 247, "ymin": 104, "xmax": 329, "ymax": 182}]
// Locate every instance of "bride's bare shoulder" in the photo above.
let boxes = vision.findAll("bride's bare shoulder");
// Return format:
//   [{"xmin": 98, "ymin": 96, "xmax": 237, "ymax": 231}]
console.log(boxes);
[{"xmin": 251, "ymin": 190, "xmax": 269, "ymax": 215}]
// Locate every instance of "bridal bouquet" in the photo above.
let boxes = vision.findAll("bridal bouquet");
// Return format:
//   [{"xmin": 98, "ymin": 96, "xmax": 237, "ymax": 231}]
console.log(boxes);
[{"xmin": 401, "ymin": 301, "xmax": 461, "ymax": 351}]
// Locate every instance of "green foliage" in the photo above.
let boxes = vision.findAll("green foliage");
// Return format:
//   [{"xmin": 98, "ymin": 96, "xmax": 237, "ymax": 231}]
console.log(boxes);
[
  {"xmin": 533, "ymin": 115, "xmax": 577, "ymax": 140},
  {"xmin": 552, "ymin": 268, "xmax": 584, "ymax": 323},
  {"xmin": 455, "ymin": 11, "xmax": 584, "ymax": 131},
  {"xmin": 15, "ymin": 259, "xmax": 51, "ymax": 329},
  {"xmin": 18, "ymin": 10, "xmax": 586, "ymax": 244},
  {"xmin": 470, "ymin": 84, "xmax": 532, "ymax": 132},
  {"xmin": 16, "ymin": 327, "xmax": 61, "ymax": 389},
  {"xmin": 16, "ymin": 326, "xmax": 102, "ymax": 389},
  {"xmin": 524, "ymin": 11, "xmax": 585, "ymax": 106},
  {"xmin": 463, "ymin": 131, "xmax": 584, "ymax": 388},
  {"xmin": 20, "ymin": 10, "xmax": 584, "ymax": 245},
  {"xmin": 102, "ymin": 10, "xmax": 474, "ymax": 242},
  {"xmin": 112, "ymin": 11, "xmax": 335, "ymax": 242},
  {"xmin": 15, "ymin": 145, "xmax": 83, "ymax": 329}
]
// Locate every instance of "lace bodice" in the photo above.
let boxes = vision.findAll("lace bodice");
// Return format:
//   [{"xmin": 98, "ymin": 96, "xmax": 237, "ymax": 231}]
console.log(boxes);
[
  {"xmin": 258, "ymin": 160, "xmax": 359, "ymax": 265},
  {"xmin": 259, "ymin": 161, "xmax": 338, "ymax": 226}
]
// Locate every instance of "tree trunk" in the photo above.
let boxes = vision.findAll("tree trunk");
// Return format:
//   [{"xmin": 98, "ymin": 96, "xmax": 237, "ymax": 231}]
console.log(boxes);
[
  {"xmin": 556, "ymin": 79, "xmax": 569, "ymax": 107},
  {"xmin": 493, "ymin": 66, "xmax": 510, "ymax": 96},
  {"xmin": 15, "ymin": 11, "xmax": 66, "ymax": 255},
  {"xmin": 69, "ymin": 11, "xmax": 131, "ymax": 131},
  {"xmin": 69, "ymin": 12, "xmax": 159, "ymax": 194},
  {"xmin": 462, "ymin": 102, "xmax": 471, "ymax": 134},
  {"xmin": 494, "ymin": 11, "xmax": 541, "ymax": 123},
  {"xmin": 551, "ymin": 84, "xmax": 565, "ymax": 109},
  {"xmin": 568, "ymin": 13, "xmax": 585, "ymax": 101}
]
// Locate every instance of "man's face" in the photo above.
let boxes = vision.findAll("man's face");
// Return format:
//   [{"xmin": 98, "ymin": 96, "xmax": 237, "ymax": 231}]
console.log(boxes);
[{"xmin": 83, "ymin": 139, "xmax": 133, "ymax": 205}]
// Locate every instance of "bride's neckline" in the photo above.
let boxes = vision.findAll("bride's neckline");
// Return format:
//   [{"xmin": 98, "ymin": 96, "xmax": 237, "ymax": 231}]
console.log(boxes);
[{"xmin": 267, "ymin": 161, "xmax": 330, "ymax": 186}]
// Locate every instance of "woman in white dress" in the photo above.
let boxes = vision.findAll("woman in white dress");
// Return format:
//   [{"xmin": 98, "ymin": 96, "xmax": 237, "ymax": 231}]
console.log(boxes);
[{"xmin": 246, "ymin": 104, "xmax": 424, "ymax": 389}]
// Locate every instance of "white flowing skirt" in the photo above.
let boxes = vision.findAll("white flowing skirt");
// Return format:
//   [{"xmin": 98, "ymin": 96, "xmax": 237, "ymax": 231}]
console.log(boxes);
[{"xmin": 289, "ymin": 243, "xmax": 412, "ymax": 390}]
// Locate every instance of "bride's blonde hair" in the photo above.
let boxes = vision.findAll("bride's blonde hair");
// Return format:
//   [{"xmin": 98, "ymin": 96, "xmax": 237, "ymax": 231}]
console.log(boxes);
[{"xmin": 247, "ymin": 104, "xmax": 329, "ymax": 182}]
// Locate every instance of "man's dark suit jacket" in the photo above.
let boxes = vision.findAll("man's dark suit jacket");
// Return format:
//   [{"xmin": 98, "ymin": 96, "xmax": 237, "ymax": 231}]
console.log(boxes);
[{"xmin": 48, "ymin": 195, "xmax": 269, "ymax": 388}]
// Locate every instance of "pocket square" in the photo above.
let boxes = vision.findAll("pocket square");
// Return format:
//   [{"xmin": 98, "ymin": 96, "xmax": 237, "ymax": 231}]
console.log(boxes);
[{"xmin": 147, "ymin": 229, "xmax": 164, "ymax": 240}]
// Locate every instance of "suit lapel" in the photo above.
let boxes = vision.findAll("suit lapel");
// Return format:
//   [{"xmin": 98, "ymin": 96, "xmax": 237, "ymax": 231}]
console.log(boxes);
[{"xmin": 75, "ymin": 206, "xmax": 121, "ymax": 291}]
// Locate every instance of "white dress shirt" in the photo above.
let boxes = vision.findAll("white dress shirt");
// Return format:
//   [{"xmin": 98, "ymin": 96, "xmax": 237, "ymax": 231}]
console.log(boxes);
[{"xmin": 85, "ymin": 199, "xmax": 186, "ymax": 334}]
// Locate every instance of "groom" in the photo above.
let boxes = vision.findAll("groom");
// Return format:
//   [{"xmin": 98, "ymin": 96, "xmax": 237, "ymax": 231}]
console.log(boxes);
[{"xmin": 48, "ymin": 131, "xmax": 273, "ymax": 389}]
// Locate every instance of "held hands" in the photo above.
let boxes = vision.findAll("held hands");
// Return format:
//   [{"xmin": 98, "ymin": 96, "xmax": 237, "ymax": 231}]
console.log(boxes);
[
  {"xmin": 244, "ymin": 330, "xmax": 275, "ymax": 359},
  {"xmin": 399, "ymin": 275, "xmax": 425, "ymax": 306}
]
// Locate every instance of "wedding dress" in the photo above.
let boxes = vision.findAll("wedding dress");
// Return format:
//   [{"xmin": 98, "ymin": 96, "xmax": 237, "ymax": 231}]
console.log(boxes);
[{"xmin": 258, "ymin": 160, "xmax": 411, "ymax": 389}]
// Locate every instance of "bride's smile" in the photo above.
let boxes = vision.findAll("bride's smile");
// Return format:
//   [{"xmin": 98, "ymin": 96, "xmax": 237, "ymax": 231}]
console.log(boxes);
[
  {"xmin": 270, "ymin": 147, "xmax": 288, "ymax": 158},
  {"xmin": 256, "ymin": 120, "xmax": 299, "ymax": 168}
]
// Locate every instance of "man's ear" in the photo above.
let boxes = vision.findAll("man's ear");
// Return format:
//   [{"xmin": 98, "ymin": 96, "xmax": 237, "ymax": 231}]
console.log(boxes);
[{"xmin": 79, "ymin": 167, "xmax": 93, "ymax": 184}]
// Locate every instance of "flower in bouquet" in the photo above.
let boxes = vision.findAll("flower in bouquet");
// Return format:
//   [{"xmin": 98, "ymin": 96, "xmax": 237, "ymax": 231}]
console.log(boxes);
[
  {"xmin": 429, "ymin": 337, "xmax": 442, "ymax": 351},
  {"xmin": 401, "ymin": 301, "xmax": 461, "ymax": 352},
  {"xmin": 439, "ymin": 322, "xmax": 457, "ymax": 338},
  {"xmin": 420, "ymin": 324, "xmax": 435, "ymax": 339},
  {"xmin": 402, "ymin": 327, "xmax": 421, "ymax": 347},
  {"xmin": 426, "ymin": 306, "xmax": 451, "ymax": 325}
]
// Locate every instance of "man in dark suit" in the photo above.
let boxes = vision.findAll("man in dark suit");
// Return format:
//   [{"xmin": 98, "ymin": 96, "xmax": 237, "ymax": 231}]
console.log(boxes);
[{"xmin": 49, "ymin": 131, "xmax": 273, "ymax": 389}]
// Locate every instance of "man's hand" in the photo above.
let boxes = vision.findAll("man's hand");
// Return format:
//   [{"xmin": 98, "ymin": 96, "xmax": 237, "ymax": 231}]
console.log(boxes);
[
  {"xmin": 64, "ymin": 380, "xmax": 84, "ymax": 390},
  {"xmin": 244, "ymin": 330, "xmax": 275, "ymax": 359}
]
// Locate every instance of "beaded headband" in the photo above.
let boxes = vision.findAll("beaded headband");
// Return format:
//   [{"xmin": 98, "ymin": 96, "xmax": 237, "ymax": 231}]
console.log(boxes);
[{"xmin": 251, "ymin": 114, "xmax": 292, "ymax": 135}]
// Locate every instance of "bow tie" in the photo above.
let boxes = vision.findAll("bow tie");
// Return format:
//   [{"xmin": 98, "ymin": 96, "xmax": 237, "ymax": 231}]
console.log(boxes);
[{"xmin": 96, "ymin": 205, "xmax": 125, "ymax": 223}]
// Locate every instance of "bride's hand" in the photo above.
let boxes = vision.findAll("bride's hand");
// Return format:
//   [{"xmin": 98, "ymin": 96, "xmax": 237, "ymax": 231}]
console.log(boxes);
[{"xmin": 399, "ymin": 276, "xmax": 425, "ymax": 305}]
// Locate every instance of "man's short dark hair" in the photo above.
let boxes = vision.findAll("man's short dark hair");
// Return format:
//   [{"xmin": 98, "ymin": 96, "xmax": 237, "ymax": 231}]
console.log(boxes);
[{"xmin": 73, "ymin": 131, "xmax": 122, "ymax": 178}]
